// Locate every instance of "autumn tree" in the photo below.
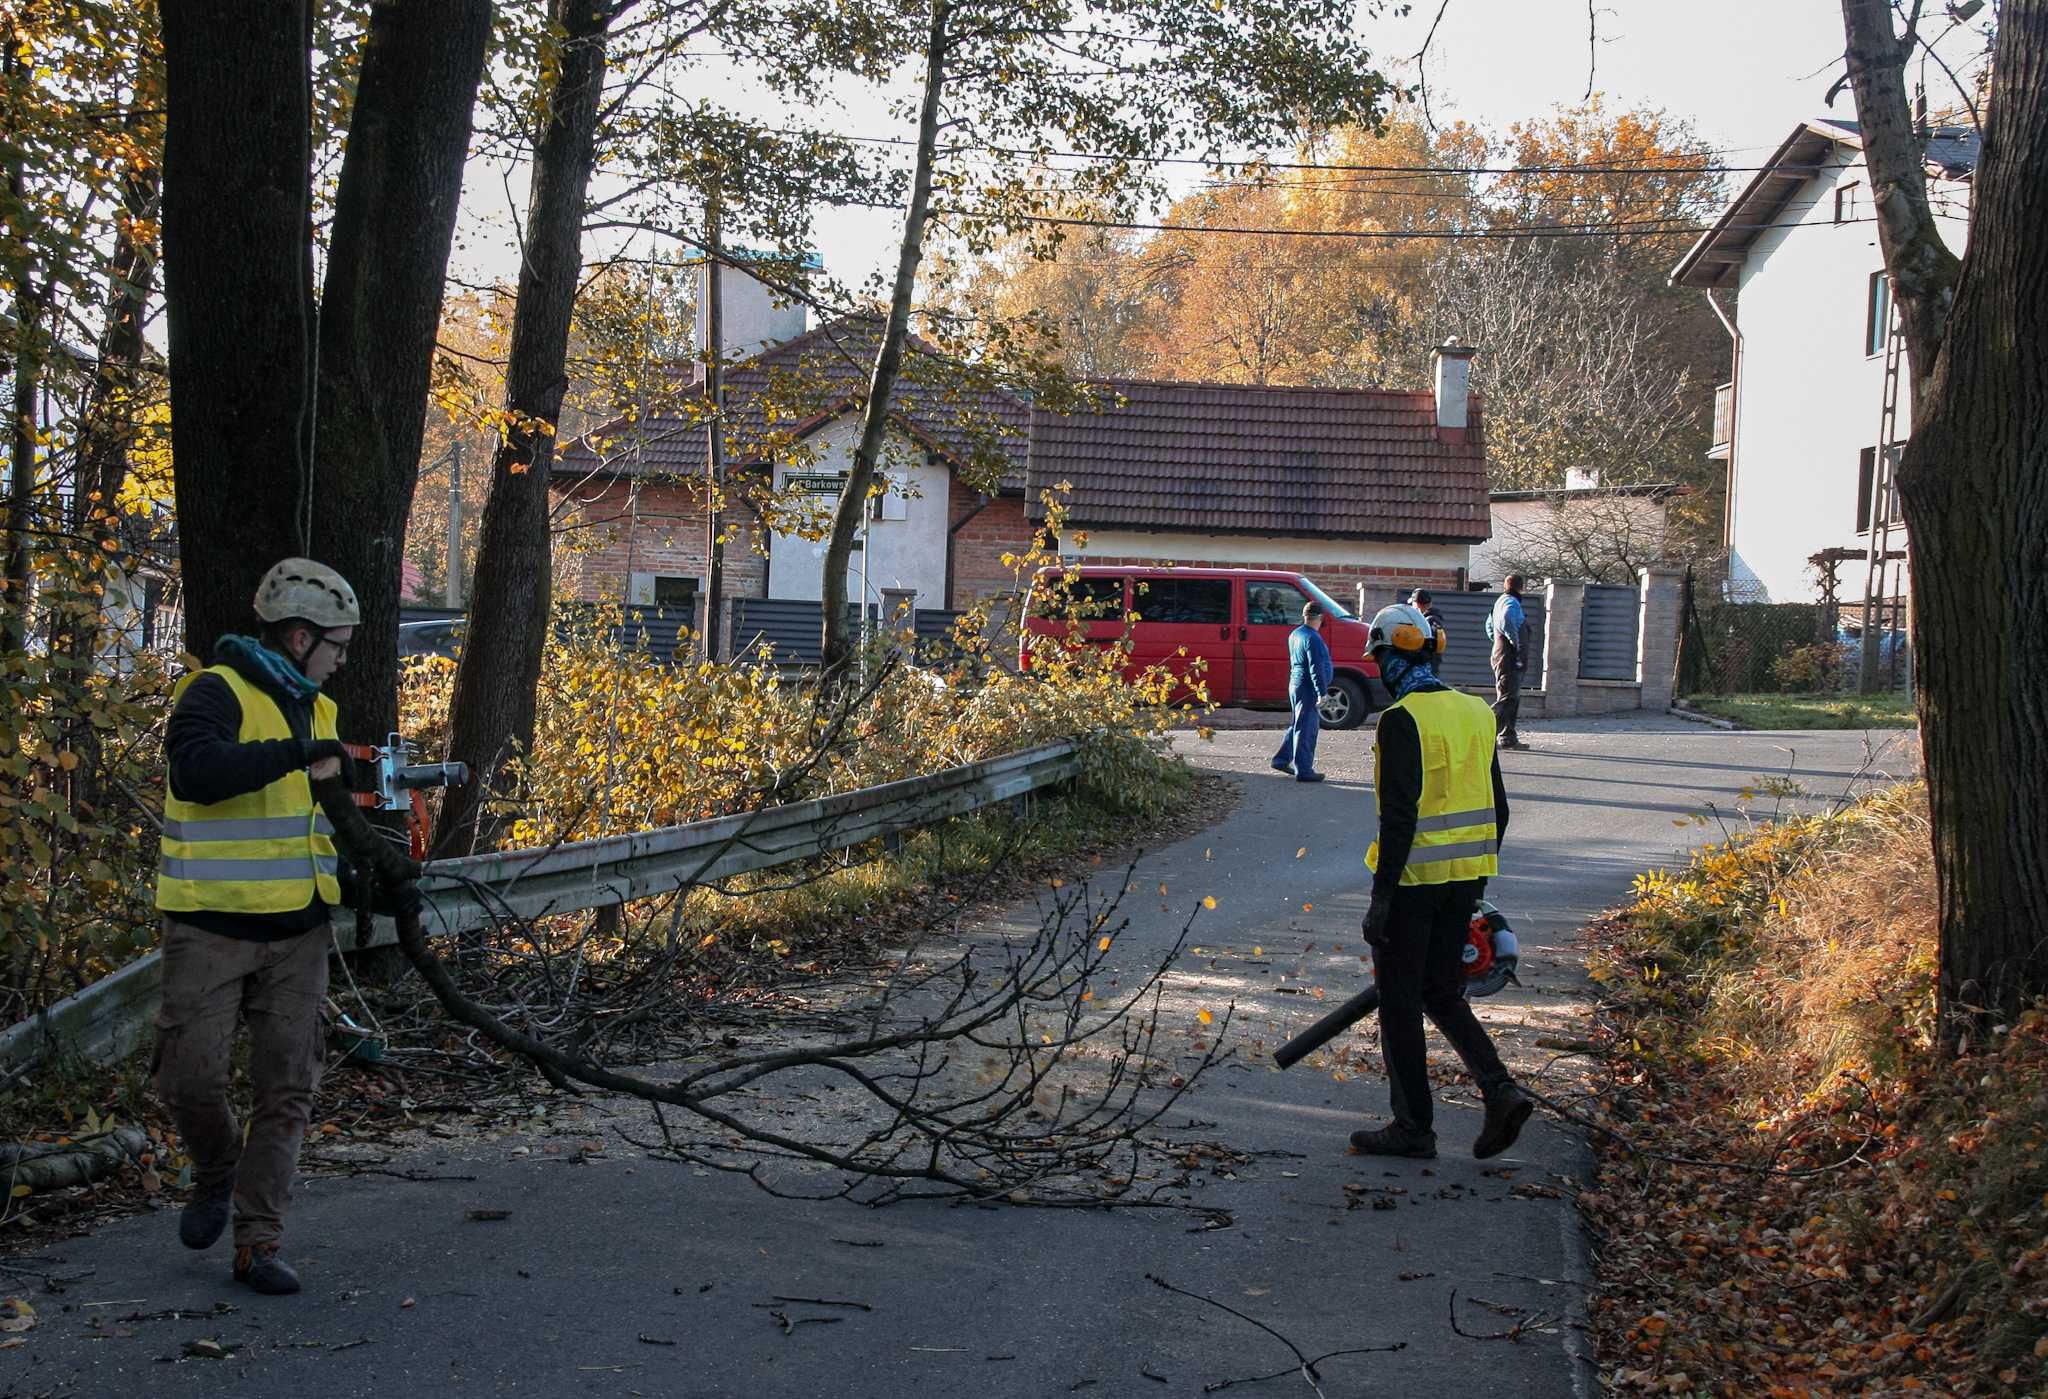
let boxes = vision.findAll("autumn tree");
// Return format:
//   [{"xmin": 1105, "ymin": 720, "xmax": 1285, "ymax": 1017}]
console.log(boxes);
[
  {"xmin": 799, "ymin": 0, "xmax": 1390, "ymax": 671},
  {"xmin": 1837, "ymin": 0, "xmax": 2048, "ymax": 1033}
]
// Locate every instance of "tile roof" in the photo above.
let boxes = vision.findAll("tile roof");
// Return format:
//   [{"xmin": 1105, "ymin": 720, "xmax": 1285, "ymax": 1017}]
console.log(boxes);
[
  {"xmin": 1024, "ymin": 380, "xmax": 1491, "ymax": 543},
  {"xmin": 552, "ymin": 318, "xmax": 1030, "ymax": 491},
  {"xmin": 558, "ymin": 328, "xmax": 1493, "ymax": 545}
]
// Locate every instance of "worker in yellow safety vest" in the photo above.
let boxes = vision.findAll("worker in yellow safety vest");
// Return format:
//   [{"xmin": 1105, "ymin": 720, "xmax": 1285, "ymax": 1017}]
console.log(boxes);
[
  {"xmin": 152, "ymin": 558, "xmax": 416, "ymax": 1295},
  {"xmin": 1351, "ymin": 602, "xmax": 1534, "ymax": 1161}
]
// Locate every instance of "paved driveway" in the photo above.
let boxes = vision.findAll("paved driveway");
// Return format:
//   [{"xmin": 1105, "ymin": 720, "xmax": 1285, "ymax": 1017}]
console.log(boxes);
[{"xmin": 3, "ymin": 719, "xmax": 1917, "ymax": 1399}]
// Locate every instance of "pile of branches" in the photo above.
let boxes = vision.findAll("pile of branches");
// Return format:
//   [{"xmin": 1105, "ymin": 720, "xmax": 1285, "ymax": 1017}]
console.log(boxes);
[{"xmin": 326, "ymin": 667, "xmax": 1232, "ymax": 1214}]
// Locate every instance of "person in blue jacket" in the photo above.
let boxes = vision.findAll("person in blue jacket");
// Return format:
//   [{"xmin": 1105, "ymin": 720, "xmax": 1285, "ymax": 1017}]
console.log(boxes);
[{"xmin": 1271, "ymin": 601, "xmax": 1335, "ymax": 783}]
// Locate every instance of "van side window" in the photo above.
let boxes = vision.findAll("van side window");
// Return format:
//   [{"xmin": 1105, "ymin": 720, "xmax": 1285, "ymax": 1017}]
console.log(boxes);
[
  {"xmin": 1030, "ymin": 576, "xmax": 1125, "ymax": 619},
  {"xmin": 1246, "ymin": 583, "xmax": 1310, "ymax": 626},
  {"xmin": 1141, "ymin": 578, "xmax": 1231, "ymax": 624}
]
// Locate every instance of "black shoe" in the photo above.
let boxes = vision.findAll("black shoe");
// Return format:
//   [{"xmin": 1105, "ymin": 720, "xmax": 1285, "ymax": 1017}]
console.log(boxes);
[
  {"xmin": 1347, "ymin": 1123, "xmax": 1437, "ymax": 1159},
  {"xmin": 1473, "ymin": 1082, "xmax": 1534, "ymax": 1160},
  {"xmin": 1296, "ymin": 772, "xmax": 1326, "ymax": 784},
  {"xmin": 1497, "ymin": 737, "xmax": 1531, "ymax": 751},
  {"xmin": 1270, "ymin": 761, "xmax": 1292, "ymax": 775},
  {"xmin": 179, "ymin": 1175, "xmax": 234, "ymax": 1250},
  {"xmin": 232, "ymin": 1245, "xmax": 302, "ymax": 1295}
]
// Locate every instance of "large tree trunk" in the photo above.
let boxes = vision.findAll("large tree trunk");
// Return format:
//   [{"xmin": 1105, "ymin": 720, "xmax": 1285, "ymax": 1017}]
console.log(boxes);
[
  {"xmin": 1841, "ymin": 0, "xmax": 2048, "ymax": 1034},
  {"xmin": 818, "ymin": 0, "xmax": 949, "ymax": 672},
  {"xmin": 435, "ymin": 0, "xmax": 611, "ymax": 856},
  {"xmin": 308, "ymin": 0, "xmax": 491, "ymax": 745},
  {"xmin": 159, "ymin": 4, "xmax": 318, "ymax": 658}
]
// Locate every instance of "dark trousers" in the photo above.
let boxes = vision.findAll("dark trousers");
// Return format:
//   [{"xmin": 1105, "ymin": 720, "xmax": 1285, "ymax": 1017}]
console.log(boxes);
[
  {"xmin": 1272, "ymin": 683, "xmax": 1322, "ymax": 776},
  {"xmin": 153, "ymin": 920, "xmax": 331, "ymax": 1250},
  {"xmin": 1491, "ymin": 644, "xmax": 1522, "ymax": 743},
  {"xmin": 1371, "ymin": 879, "xmax": 1510, "ymax": 1134}
]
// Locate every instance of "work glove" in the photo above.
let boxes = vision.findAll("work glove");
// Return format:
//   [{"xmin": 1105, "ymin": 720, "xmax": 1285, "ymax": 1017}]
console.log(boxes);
[
  {"xmin": 304, "ymin": 738, "xmax": 364, "ymax": 790},
  {"xmin": 1361, "ymin": 891, "xmax": 1393, "ymax": 950}
]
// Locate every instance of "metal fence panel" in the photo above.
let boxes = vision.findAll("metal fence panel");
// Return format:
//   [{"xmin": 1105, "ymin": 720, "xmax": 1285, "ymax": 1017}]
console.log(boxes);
[
  {"xmin": 1388, "ymin": 591, "xmax": 1545, "ymax": 690},
  {"xmin": 729, "ymin": 598, "xmax": 872, "ymax": 665},
  {"xmin": 1579, "ymin": 585, "xmax": 1641, "ymax": 681}
]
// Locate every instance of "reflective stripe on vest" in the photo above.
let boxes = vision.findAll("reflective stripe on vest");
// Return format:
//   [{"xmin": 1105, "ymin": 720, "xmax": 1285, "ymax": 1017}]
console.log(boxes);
[
  {"xmin": 155, "ymin": 665, "xmax": 343, "ymax": 915},
  {"xmin": 1365, "ymin": 687, "xmax": 1501, "ymax": 886}
]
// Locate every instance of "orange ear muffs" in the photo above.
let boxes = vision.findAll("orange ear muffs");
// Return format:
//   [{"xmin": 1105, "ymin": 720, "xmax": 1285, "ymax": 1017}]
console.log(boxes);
[
  {"xmin": 1431, "ymin": 626, "xmax": 1447, "ymax": 654},
  {"xmin": 1389, "ymin": 622, "xmax": 1428, "ymax": 651}
]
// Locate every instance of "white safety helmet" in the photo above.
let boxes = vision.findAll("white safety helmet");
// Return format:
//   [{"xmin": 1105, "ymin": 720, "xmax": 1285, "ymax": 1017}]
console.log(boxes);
[
  {"xmin": 1365, "ymin": 602, "xmax": 1445, "ymax": 657},
  {"xmin": 254, "ymin": 558, "xmax": 360, "ymax": 628}
]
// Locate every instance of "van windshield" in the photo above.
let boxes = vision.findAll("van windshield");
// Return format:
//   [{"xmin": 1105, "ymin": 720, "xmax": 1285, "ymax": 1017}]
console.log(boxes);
[{"xmin": 1297, "ymin": 578, "xmax": 1354, "ymax": 620}]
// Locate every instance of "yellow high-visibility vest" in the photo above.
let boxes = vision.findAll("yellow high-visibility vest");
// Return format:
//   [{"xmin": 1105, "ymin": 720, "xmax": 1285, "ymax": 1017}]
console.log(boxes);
[
  {"xmin": 155, "ymin": 665, "xmax": 342, "ymax": 915},
  {"xmin": 1366, "ymin": 687, "xmax": 1500, "ymax": 885}
]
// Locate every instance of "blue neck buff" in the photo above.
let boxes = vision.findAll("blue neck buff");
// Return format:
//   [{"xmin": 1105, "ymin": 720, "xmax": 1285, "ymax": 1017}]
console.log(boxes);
[
  {"xmin": 1379, "ymin": 650, "xmax": 1443, "ymax": 701},
  {"xmin": 217, "ymin": 634, "xmax": 322, "ymax": 702}
]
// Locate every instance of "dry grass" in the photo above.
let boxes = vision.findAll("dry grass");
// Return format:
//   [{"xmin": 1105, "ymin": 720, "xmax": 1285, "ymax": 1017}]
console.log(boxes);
[{"xmin": 1698, "ymin": 787, "xmax": 1938, "ymax": 1100}]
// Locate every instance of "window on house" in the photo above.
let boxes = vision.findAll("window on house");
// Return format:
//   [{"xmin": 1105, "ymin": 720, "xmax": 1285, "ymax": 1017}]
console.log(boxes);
[
  {"xmin": 1834, "ymin": 181, "xmax": 1861, "ymax": 223},
  {"xmin": 653, "ymin": 575, "xmax": 698, "ymax": 610},
  {"xmin": 1855, "ymin": 446, "xmax": 1905, "ymax": 532},
  {"xmin": 1866, "ymin": 271, "xmax": 1892, "ymax": 357}
]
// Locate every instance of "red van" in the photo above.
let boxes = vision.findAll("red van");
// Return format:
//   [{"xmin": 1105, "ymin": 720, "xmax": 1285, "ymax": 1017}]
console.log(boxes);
[{"xmin": 1019, "ymin": 566, "xmax": 1387, "ymax": 728}]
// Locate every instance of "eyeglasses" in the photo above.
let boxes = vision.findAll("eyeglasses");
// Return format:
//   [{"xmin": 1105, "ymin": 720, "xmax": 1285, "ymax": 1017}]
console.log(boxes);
[{"xmin": 313, "ymin": 632, "xmax": 350, "ymax": 662}]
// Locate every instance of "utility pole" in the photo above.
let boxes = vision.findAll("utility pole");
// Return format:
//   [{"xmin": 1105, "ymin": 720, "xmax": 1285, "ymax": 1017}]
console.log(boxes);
[
  {"xmin": 445, "ymin": 438, "xmax": 463, "ymax": 609},
  {"xmin": 702, "ymin": 189, "xmax": 726, "ymax": 662}
]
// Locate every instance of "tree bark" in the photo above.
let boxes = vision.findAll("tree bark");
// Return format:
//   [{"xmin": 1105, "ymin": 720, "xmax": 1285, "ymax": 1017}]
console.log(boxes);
[
  {"xmin": 818, "ymin": 0, "xmax": 949, "ymax": 672},
  {"xmin": 1840, "ymin": 0, "xmax": 2048, "ymax": 1033},
  {"xmin": 308, "ymin": 0, "xmax": 491, "ymax": 745},
  {"xmin": 159, "ymin": 2, "xmax": 318, "ymax": 659},
  {"xmin": 435, "ymin": 0, "xmax": 612, "ymax": 856}
]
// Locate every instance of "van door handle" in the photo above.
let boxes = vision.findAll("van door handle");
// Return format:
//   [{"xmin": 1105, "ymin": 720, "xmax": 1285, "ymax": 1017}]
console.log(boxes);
[
  {"xmin": 1218, "ymin": 626, "xmax": 1230, "ymax": 640},
  {"xmin": 1238, "ymin": 627, "xmax": 1247, "ymax": 641}
]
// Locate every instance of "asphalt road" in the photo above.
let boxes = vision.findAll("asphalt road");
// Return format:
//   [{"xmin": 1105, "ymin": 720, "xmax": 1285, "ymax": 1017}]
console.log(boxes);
[{"xmin": 4, "ymin": 716, "xmax": 1918, "ymax": 1399}]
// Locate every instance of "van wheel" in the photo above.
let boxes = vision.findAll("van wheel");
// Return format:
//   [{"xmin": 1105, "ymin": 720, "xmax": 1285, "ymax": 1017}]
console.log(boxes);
[{"xmin": 1319, "ymin": 675, "xmax": 1368, "ymax": 730}]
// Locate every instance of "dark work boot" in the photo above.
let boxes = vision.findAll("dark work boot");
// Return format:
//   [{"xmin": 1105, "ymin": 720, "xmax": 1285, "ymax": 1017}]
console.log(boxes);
[
  {"xmin": 1473, "ymin": 1082, "xmax": 1534, "ymax": 1160},
  {"xmin": 178, "ymin": 1175, "xmax": 234, "ymax": 1250},
  {"xmin": 232, "ymin": 1244, "xmax": 302, "ymax": 1295},
  {"xmin": 1347, "ymin": 1122, "xmax": 1437, "ymax": 1159}
]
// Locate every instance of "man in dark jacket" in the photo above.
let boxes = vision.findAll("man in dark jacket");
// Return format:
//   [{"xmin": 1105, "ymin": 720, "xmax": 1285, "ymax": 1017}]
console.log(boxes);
[
  {"xmin": 154, "ymin": 558, "xmax": 417, "ymax": 1295},
  {"xmin": 1351, "ymin": 602, "xmax": 1533, "ymax": 1161}
]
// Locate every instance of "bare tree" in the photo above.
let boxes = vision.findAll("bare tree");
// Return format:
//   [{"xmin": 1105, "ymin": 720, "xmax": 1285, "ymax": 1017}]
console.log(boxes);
[
  {"xmin": 1429, "ymin": 244, "xmax": 1702, "ymax": 492},
  {"xmin": 1488, "ymin": 488, "xmax": 1676, "ymax": 584}
]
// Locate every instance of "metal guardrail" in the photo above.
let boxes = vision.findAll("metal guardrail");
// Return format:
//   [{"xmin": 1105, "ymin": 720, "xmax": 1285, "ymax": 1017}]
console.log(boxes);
[{"xmin": 0, "ymin": 741, "xmax": 1083, "ymax": 1076}]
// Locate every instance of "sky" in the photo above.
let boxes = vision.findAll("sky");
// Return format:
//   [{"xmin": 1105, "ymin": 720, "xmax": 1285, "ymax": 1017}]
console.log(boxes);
[{"xmin": 445, "ymin": 0, "xmax": 1992, "ymax": 299}]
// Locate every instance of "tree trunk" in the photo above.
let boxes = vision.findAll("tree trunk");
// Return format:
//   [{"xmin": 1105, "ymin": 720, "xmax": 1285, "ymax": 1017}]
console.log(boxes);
[
  {"xmin": 435, "ymin": 0, "xmax": 611, "ymax": 857},
  {"xmin": 1841, "ymin": 0, "xmax": 2048, "ymax": 1034},
  {"xmin": 159, "ymin": 3, "xmax": 319, "ymax": 658},
  {"xmin": 818, "ymin": 0, "xmax": 949, "ymax": 672},
  {"xmin": 308, "ymin": 0, "xmax": 491, "ymax": 746}
]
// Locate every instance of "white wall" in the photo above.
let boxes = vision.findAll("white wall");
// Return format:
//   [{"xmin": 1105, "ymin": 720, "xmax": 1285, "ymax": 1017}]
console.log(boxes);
[
  {"xmin": 768, "ymin": 415, "xmax": 951, "ymax": 608},
  {"xmin": 1728, "ymin": 148, "xmax": 1969, "ymax": 602}
]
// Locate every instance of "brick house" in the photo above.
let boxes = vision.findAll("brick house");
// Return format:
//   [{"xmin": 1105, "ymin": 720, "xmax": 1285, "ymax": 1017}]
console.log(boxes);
[{"xmin": 554, "ymin": 262, "xmax": 1491, "ymax": 632}]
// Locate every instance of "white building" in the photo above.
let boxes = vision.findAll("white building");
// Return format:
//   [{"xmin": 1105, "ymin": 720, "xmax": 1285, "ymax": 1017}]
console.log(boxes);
[{"xmin": 1671, "ymin": 118, "xmax": 1974, "ymax": 604}]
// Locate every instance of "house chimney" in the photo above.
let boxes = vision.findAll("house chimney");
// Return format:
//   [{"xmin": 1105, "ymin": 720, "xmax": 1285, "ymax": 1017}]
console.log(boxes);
[
  {"xmin": 1431, "ymin": 337, "xmax": 1477, "ymax": 436},
  {"xmin": 695, "ymin": 254, "xmax": 811, "ymax": 372}
]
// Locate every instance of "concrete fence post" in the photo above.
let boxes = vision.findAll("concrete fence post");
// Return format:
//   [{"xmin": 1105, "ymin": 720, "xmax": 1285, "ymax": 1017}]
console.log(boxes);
[
  {"xmin": 1544, "ymin": 579, "xmax": 1585, "ymax": 719},
  {"xmin": 1637, "ymin": 565, "xmax": 1685, "ymax": 711}
]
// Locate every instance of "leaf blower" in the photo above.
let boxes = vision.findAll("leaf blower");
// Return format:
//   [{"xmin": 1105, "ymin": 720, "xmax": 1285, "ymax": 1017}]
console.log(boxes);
[{"xmin": 1273, "ymin": 899, "xmax": 1521, "ymax": 1070}]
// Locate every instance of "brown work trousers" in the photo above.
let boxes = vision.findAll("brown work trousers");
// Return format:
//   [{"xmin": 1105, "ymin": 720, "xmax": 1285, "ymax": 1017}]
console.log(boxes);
[{"xmin": 152, "ymin": 919, "xmax": 330, "ymax": 1251}]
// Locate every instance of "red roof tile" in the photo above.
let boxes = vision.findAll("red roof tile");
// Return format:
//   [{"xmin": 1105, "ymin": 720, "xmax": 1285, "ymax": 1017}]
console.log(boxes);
[{"xmin": 1024, "ymin": 380, "xmax": 1490, "ymax": 543}]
